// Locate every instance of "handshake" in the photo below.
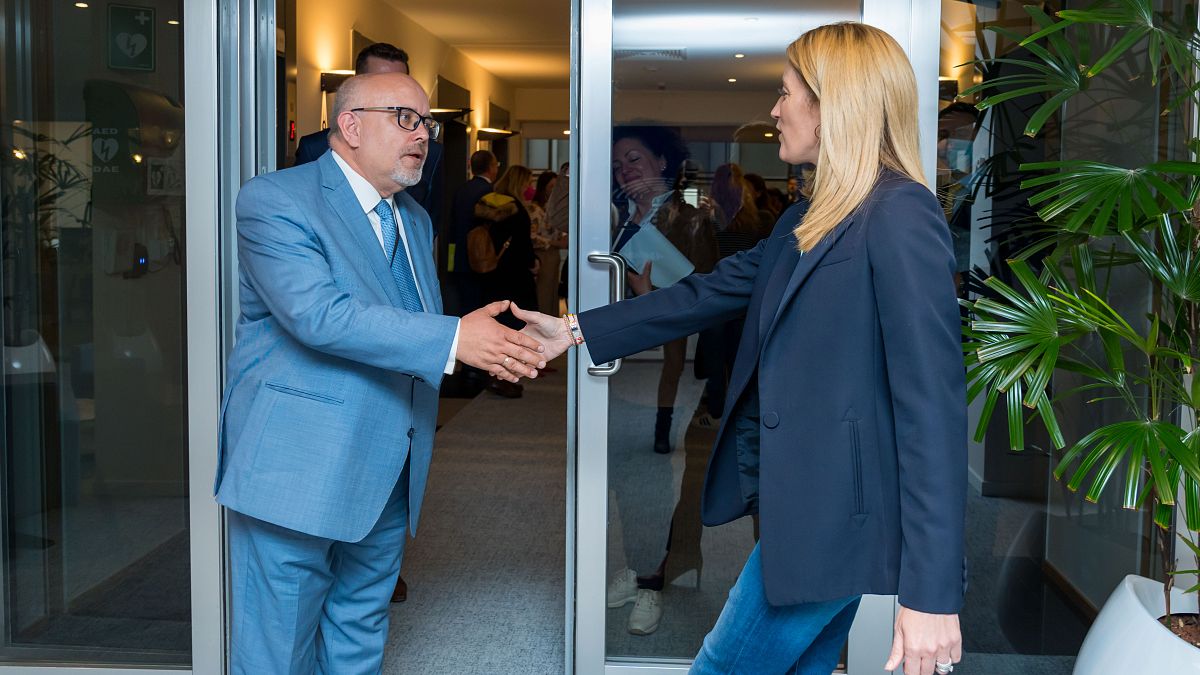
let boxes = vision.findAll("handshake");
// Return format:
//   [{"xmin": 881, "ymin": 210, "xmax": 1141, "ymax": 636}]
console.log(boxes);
[{"xmin": 454, "ymin": 300, "xmax": 576, "ymax": 383}]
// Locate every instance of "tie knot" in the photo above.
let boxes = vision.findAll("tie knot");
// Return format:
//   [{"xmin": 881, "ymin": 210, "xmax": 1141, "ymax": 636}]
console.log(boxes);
[{"xmin": 375, "ymin": 200, "xmax": 394, "ymax": 222}]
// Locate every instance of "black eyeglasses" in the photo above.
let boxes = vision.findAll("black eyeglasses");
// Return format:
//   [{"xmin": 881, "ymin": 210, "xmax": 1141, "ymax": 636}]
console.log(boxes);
[{"xmin": 350, "ymin": 106, "xmax": 442, "ymax": 140}]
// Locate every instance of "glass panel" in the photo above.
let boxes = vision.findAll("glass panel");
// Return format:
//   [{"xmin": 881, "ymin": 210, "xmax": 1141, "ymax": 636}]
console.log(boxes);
[
  {"xmin": 1, "ymin": 0, "xmax": 189, "ymax": 666},
  {"xmin": 604, "ymin": 0, "xmax": 860, "ymax": 664},
  {"xmin": 942, "ymin": 1, "xmax": 1192, "ymax": 672}
]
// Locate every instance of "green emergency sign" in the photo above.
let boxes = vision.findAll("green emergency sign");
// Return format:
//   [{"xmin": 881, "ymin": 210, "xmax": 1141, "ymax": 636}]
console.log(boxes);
[{"xmin": 108, "ymin": 5, "xmax": 155, "ymax": 72}]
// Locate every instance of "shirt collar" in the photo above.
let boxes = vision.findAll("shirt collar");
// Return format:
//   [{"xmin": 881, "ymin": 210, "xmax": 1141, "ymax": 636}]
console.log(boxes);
[{"xmin": 332, "ymin": 149, "xmax": 392, "ymax": 214}]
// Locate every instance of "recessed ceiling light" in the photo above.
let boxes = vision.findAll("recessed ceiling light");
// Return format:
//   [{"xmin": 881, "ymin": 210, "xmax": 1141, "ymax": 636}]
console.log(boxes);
[
  {"xmin": 562, "ymin": 130, "xmax": 571, "ymax": 135},
  {"xmin": 734, "ymin": 53, "xmax": 745, "ymax": 59},
  {"xmin": 74, "ymin": 2, "xmax": 88, "ymax": 7},
  {"xmin": 167, "ymin": 19, "xmax": 180, "ymax": 25},
  {"xmin": 727, "ymin": 78, "xmax": 737, "ymax": 83},
  {"xmin": 764, "ymin": 132, "xmax": 775, "ymax": 138}
]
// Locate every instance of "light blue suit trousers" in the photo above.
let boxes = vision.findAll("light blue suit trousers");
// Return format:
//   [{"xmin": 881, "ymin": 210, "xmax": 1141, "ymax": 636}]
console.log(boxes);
[{"xmin": 228, "ymin": 469, "xmax": 408, "ymax": 675}]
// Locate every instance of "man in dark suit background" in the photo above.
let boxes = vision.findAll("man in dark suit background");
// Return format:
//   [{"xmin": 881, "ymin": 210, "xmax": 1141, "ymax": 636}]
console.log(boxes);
[
  {"xmin": 295, "ymin": 43, "xmax": 444, "ymax": 225},
  {"xmin": 450, "ymin": 149, "xmax": 499, "ymax": 316}
]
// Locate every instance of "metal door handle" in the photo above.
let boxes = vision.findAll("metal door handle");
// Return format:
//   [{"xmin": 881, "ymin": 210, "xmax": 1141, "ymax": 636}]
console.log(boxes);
[{"xmin": 586, "ymin": 252, "xmax": 627, "ymax": 376}]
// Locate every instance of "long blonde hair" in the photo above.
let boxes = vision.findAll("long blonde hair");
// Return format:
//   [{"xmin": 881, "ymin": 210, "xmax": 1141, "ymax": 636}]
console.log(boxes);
[
  {"xmin": 494, "ymin": 165, "xmax": 533, "ymax": 202},
  {"xmin": 788, "ymin": 23, "xmax": 926, "ymax": 251}
]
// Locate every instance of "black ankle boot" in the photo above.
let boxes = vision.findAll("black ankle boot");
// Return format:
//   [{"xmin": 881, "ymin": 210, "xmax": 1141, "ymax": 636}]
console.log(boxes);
[{"xmin": 654, "ymin": 407, "xmax": 673, "ymax": 454}]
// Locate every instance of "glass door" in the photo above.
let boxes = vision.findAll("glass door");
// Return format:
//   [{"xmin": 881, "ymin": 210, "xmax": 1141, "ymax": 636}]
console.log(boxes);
[
  {"xmin": 0, "ymin": 0, "xmax": 224, "ymax": 672},
  {"xmin": 569, "ymin": 1, "xmax": 941, "ymax": 673}
]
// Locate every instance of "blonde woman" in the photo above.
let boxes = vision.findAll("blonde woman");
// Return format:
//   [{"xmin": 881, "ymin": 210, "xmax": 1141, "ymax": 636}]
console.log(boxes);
[{"xmin": 516, "ymin": 23, "xmax": 965, "ymax": 675}]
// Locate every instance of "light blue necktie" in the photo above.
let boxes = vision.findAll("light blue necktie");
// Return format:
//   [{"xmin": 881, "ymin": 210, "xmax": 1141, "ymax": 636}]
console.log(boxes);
[{"xmin": 375, "ymin": 200, "xmax": 424, "ymax": 313}]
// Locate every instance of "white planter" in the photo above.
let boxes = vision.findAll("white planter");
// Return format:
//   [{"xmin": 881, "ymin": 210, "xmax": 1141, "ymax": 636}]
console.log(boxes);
[{"xmin": 1074, "ymin": 574, "xmax": 1200, "ymax": 674}]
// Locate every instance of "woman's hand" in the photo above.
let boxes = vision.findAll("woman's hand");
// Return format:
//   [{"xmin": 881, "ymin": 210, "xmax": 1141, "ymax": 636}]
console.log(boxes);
[
  {"xmin": 884, "ymin": 606, "xmax": 961, "ymax": 675},
  {"xmin": 511, "ymin": 303, "xmax": 575, "ymax": 362},
  {"xmin": 627, "ymin": 261, "xmax": 652, "ymax": 296}
]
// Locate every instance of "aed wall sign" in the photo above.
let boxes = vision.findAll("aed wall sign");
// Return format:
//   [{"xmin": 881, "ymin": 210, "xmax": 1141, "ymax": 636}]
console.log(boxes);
[{"xmin": 108, "ymin": 5, "xmax": 155, "ymax": 72}]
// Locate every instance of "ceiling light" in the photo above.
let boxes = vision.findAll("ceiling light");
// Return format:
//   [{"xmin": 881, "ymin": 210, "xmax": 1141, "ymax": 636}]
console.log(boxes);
[
  {"xmin": 132, "ymin": 154, "xmax": 144, "ymax": 164},
  {"xmin": 734, "ymin": 53, "xmax": 745, "ymax": 59},
  {"xmin": 12, "ymin": 149, "xmax": 27, "ymax": 160},
  {"xmin": 428, "ymin": 107, "xmax": 472, "ymax": 121},
  {"xmin": 764, "ymin": 132, "xmax": 775, "ymax": 138},
  {"xmin": 727, "ymin": 78, "xmax": 737, "ymax": 83},
  {"xmin": 477, "ymin": 127, "xmax": 520, "ymax": 140},
  {"xmin": 167, "ymin": 19, "xmax": 180, "ymax": 25},
  {"xmin": 562, "ymin": 130, "xmax": 571, "ymax": 135},
  {"xmin": 74, "ymin": 2, "xmax": 88, "ymax": 7}
]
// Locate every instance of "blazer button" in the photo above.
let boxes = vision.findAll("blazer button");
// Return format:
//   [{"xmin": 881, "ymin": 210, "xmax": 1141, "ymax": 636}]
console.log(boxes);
[
  {"xmin": 407, "ymin": 428, "xmax": 415, "ymax": 439},
  {"xmin": 762, "ymin": 412, "xmax": 780, "ymax": 429}
]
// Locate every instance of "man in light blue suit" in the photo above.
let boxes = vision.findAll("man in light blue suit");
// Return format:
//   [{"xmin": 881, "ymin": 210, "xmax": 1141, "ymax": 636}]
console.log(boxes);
[{"xmin": 215, "ymin": 72, "xmax": 547, "ymax": 674}]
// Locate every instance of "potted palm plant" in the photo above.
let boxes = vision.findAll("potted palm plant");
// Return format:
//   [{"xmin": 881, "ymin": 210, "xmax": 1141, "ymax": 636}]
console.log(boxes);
[{"xmin": 961, "ymin": 1, "xmax": 1200, "ymax": 670}]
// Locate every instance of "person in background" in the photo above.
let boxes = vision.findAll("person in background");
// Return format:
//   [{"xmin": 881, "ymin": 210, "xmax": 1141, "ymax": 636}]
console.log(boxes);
[
  {"xmin": 529, "ymin": 170, "xmax": 567, "ymax": 318},
  {"xmin": 546, "ymin": 162, "xmax": 571, "ymax": 304},
  {"xmin": 611, "ymin": 125, "xmax": 718, "ymax": 456},
  {"xmin": 786, "ymin": 175, "xmax": 801, "ymax": 204},
  {"xmin": 602, "ymin": 125, "xmax": 718, "ymax": 636},
  {"xmin": 516, "ymin": 22, "xmax": 966, "ymax": 675},
  {"xmin": 476, "ymin": 165, "xmax": 538, "ymax": 398},
  {"xmin": 294, "ymin": 43, "xmax": 444, "ymax": 226},
  {"xmin": 936, "ymin": 101, "xmax": 983, "ymax": 295},
  {"xmin": 451, "ymin": 150, "xmax": 500, "ymax": 317},
  {"xmin": 695, "ymin": 162, "xmax": 769, "ymax": 428},
  {"xmin": 742, "ymin": 172, "xmax": 777, "ymax": 231}
]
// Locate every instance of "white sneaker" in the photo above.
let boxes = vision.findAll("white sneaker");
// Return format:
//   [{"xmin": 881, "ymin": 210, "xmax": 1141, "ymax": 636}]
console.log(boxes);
[
  {"xmin": 627, "ymin": 588, "xmax": 663, "ymax": 635},
  {"xmin": 607, "ymin": 568, "xmax": 638, "ymax": 608}
]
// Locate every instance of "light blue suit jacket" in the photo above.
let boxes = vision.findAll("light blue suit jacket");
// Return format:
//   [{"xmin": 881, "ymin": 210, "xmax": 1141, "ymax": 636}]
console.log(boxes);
[{"xmin": 215, "ymin": 151, "xmax": 458, "ymax": 542}]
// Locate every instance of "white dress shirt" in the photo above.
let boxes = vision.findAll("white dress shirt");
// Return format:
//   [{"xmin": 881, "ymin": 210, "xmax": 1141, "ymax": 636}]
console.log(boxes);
[{"xmin": 332, "ymin": 150, "xmax": 460, "ymax": 374}]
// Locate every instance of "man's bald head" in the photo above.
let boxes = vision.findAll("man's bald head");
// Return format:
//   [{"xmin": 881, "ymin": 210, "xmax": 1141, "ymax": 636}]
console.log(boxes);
[
  {"xmin": 331, "ymin": 72, "xmax": 428, "ymax": 135},
  {"xmin": 329, "ymin": 72, "xmax": 431, "ymax": 197}
]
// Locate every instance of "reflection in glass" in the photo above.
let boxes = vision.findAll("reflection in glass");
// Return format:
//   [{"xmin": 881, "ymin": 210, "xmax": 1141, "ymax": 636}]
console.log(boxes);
[
  {"xmin": 605, "ymin": 0, "xmax": 860, "ymax": 663},
  {"xmin": 1, "ymin": 0, "xmax": 189, "ymax": 666},
  {"xmin": 944, "ymin": 1, "xmax": 1193, "ymax": 672}
]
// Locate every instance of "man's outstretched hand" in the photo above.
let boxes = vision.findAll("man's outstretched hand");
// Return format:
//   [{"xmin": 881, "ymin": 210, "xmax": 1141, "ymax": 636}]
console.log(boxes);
[
  {"xmin": 457, "ymin": 301, "xmax": 547, "ymax": 383},
  {"xmin": 511, "ymin": 303, "xmax": 574, "ymax": 363}
]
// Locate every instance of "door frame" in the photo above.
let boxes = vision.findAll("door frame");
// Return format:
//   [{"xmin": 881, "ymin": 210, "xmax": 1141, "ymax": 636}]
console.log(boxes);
[{"xmin": 567, "ymin": 1, "xmax": 941, "ymax": 673}]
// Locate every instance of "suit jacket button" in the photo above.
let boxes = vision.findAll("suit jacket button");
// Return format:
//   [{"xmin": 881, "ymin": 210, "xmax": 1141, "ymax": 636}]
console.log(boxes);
[
  {"xmin": 762, "ymin": 412, "xmax": 780, "ymax": 429},
  {"xmin": 407, "ymin": 428, "xmax": 415, "ymax": 438}
]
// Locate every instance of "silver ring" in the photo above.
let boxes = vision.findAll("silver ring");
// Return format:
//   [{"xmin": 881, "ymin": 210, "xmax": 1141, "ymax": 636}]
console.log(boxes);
[{"xmin": 935, "ymin": 661, "xmax": 954, "ymax": 674}]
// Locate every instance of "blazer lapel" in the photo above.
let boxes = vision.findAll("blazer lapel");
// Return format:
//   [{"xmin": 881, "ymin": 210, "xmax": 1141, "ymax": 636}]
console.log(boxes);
[
  {"xmin": 760, "ymin": 216, "xmax": 854, "ymax": 347},
  {"xmin": 319, "ymin": 154, "xmax": 404, "ymax": 307},
  {"xmin": 395, "ymin": 192, "xmax": 443, "ymax": 314}
]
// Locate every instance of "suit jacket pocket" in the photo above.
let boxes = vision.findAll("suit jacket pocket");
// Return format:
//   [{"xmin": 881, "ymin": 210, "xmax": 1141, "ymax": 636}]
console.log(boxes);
[{"xmin": 265, "ymin": 381, "xmax": 344, "ymax": 405}]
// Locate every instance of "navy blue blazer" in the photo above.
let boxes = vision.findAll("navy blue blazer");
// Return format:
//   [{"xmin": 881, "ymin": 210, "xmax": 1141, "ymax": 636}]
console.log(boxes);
[
  {"xmin": 295, "ymin": 130, "xmax": 444, "ymax": 225},
  {"xmin": 579, "ymin": 172, "xmax": 968, "ymax": 614}
]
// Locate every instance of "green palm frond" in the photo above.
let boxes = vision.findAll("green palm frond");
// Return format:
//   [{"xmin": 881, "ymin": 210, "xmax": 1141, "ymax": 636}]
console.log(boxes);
[
  {"xmin": 1018, "ymin": 160, "xmax": 1200, "ymax": 234},
  {"xmin": 1057, "ymin": 0, "xmax": 1200, "ymax": 86},
  {"xmin": 1054, "ymin": 420, "xmax": 1200, "ymax": 506},
  {"xmin": 961, "ymin": 5, "xmax": 1089, "ymax": 138}
]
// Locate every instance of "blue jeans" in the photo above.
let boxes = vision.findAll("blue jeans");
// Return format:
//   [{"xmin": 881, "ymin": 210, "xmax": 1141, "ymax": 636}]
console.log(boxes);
[{"xmin": 691, "ymin": 544, "xmax": 861, "ymax": 674}]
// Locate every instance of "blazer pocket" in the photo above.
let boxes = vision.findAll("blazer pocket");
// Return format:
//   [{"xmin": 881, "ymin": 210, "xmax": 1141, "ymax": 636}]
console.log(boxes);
[
  {"xmin": 846, "ymin": 418, "xmax": 866, "ymax": 517},
  {"xmin": 265, "ymin": 381, "xmax": 344, "ymax": 406},
  {"xmin": 817, "ymin": 254, "xmax": 854, "ymax": 269}
]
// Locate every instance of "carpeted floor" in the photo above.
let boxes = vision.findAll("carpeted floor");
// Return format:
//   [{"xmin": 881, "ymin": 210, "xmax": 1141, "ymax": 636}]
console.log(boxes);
[{"xmin": 382, "ymin": 366, "xmax": 568, "ymax": 674}]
